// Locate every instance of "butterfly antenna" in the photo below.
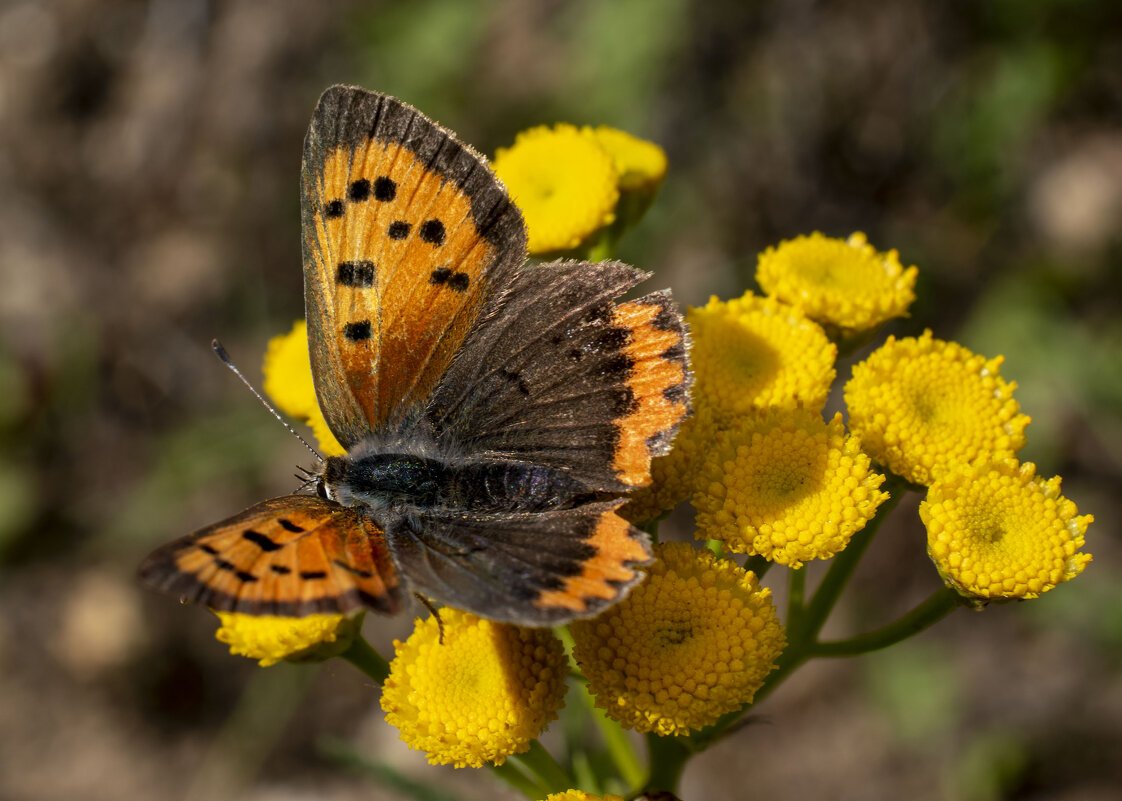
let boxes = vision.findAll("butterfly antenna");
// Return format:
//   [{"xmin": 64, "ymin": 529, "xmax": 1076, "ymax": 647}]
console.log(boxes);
[{"xmin": 211, "ymin": 339, "xmax": 324, "ymax": 464}]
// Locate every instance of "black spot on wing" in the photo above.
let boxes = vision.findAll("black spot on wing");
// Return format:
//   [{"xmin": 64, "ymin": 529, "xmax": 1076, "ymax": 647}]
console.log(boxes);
[
  {"xmin": 324, "ymin": 199, "xmax": 345, "ymax": 218},
  {"xmin": 243, "ymin": 530, "xmax": 282, "ymax": 552},
  {"xmin": 500, "ymin": 368, "xmax": 530, "ymax": 397},
  {"xmin": 347, "ymin": 178, "xmax": 371, "ymax": 201},
  {"xmin": 430, "ymin": 266, "xmax": 451, "ymax": 285},
  {"xmin": 337, "ymin": 260, "xmax": 376, "ymax": 287},
  {"xmin": 447, "ymin": 273, "xmax": 469, "ymax": 292},
  {"xmin": 300, "ymin": 570, "xmax": 328, "ymax": 580},
  {"xmin": 663, "ymin": 383, "xmax": 688, "ymax": 404},
  {"xmin": 373, "ymin": 176, "xmax": 396, "ymax": 201},
  {"xmin": 387, "ymin": 221, "xmax": 411, "ymax": 240},
  {"xmin": 278, "ymin": 518, "xmax": 305, "ymax": 533},
  {"xmin": 660, "ymin": 343, "xmax": 686, "ymax": 362},
  {"xmin": 344, "ymin": 321, "xmax": 372, "ymax": 341},
  {"xmin": 271, "ymin": 565, "xmax": 291, "ymax": 575},
  {"xmin": 334, "ymin": 559, "xmax": 373, "ymax": 579},
  {"xmin": 419, "ymin": 219, "xmax": 445, "ymax": 245}
]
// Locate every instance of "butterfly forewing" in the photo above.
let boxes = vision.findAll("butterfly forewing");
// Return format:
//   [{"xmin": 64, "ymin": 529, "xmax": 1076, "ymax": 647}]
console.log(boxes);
[
  {"xmin": 138, "ymin": 495, "xmax": 402, "ymax": 616},
  {"xmin": 301, "ymin": 87, "xmax": 526, "ymax": 445},
  {"xmin": 424, "ymin": 259, "xmax": 691, "ymax": 492}
]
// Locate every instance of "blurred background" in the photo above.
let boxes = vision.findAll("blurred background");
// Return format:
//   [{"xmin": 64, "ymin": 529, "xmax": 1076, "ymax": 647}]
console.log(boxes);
[{"xmin": 1, "ymin": 1, "xmax": 1119, "ymax": 799}]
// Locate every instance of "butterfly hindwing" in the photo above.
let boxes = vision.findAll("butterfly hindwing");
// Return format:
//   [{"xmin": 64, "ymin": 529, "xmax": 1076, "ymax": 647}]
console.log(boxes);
[
  {"xmin": 138, "ymin": 495, "xmax": 401, "ymax": 616},
  {"xmin": 423, "ymin": 259, "xmax": 691, "ymax": 491},
  {"xmin": 384, "ymin": 500, "xmax": 650, "ymax": 626},
  {"xmin": 302, "ymin": 86, "xmax": 527, "ymax": 446}
]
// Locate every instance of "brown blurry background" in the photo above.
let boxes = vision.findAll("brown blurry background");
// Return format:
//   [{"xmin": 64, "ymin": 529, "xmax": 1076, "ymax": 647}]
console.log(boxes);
[{"xmin": 1, "ymin": 1, "xmax": 1119, "ymax": 800}]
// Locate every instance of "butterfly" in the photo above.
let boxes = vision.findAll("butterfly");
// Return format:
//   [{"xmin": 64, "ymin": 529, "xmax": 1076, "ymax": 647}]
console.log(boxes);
[{"xmin": 139, "ymin": 86, "xmax": 691, "ymax": 626}]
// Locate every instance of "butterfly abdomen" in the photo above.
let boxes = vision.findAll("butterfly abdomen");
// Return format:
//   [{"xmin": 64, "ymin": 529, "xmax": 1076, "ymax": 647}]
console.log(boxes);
[{"xmin": 326, "ymin": 453, "xmax": 593, "ymax": 513}]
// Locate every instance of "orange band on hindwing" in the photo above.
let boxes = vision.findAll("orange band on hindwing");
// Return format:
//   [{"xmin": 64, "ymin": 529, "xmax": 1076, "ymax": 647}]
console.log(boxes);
[{"xmin": 532, "ymin": 506, "xmax": 650, "ymax": 614}]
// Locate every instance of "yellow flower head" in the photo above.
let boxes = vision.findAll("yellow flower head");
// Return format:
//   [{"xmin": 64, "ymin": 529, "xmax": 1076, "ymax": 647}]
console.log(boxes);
[
  {"xmin": 380, "ymin": 609, "xmax": 568, "ymax": 768},
  {"xmin": 493, "ymin": 124, "xmax": 619, "ymax": 255},
  {"xmin": 694, "ymin": 410, "xmax": 889, "ymax": 567},
  {"xmin": 756, "ymin": 232, "xmax": 918, "ymax": 335},
  {"xmin": 844, "ymin": 330, "xmax": 1030, "ymax": 486},
  {"xmin": 262, "ymin": 320, "xmax": 344, "ymax": 456},
  {"xmin": 542, "ymin": 793, "xmax": 625, "ymax": 801},
  {"xmin": 689, "ymin": 292, "xmax": 836, "ymax": 415},
  {"xmin": 921, "ymin": 460, "xmax": 1092, "ymax": 602},
  {"xmin": 587, "ymin": 125, "xmax": 667, "ymax": 194},
  {"xmin": 213, "ymin": 611, "xmax": 356, "ymax": 667},
  {"xmin": 571, "ymin": 542, "xmax": 785, "ymax": 736}
]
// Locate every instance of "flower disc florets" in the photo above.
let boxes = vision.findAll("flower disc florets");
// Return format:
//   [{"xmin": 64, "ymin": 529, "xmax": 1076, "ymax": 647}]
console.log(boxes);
[
  {"xmin": 694, "ymin": 409, "xmax": 889, "ymax": 567},
  {"xmin": 380, "ymin": 609, "xmax": 568, "ymax": 768},
  {"xmin": 571, "ymin": 542, "xmax": 784, "ymax": 736},
  {"xmin": 844, "ymin": 330, "xmax": 1029, "ymax": 486},
  {"xmin": 921, "ymin": 460, "xmax": 1092, "ymax": 601}
]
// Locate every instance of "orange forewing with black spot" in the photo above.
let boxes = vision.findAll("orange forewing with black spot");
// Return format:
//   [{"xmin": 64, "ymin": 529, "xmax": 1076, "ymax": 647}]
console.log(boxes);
[
  {"xmin": 301, "ymin": 87, "xmax": 525, "ymax": 446},
  {"xmin": 139, "ymin": 496, "xmax": 401, "ymax": 616}
]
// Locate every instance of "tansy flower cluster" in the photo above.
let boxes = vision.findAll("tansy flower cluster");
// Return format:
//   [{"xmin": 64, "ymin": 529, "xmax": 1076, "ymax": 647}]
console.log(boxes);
[
  {"xmin": 185, "ymin": 112, "xmax": 1093, "ymax": 801},
  {"xmin": 493, "ymin": 123, "xmax": 667, "ymax": 256}
]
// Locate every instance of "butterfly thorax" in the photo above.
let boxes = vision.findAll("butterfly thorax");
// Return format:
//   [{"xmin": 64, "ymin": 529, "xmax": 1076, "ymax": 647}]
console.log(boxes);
[{"xmin": 321, "ymin": 453, "xmax": 595, "ymax": 514}]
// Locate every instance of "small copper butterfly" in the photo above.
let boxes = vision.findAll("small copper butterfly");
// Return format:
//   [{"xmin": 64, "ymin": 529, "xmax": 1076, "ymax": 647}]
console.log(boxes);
[{"xmin": 139, "ymin": 86, "xmax": 691, "ymax": 625}]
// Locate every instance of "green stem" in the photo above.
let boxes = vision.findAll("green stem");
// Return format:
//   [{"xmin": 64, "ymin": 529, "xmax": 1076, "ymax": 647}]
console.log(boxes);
[
  {"xmin": 644, "ymin": 733, "xmax": 691, "ymax": 795},
  {"xmin": 798, "ymin": 479, "xmax": 905, "ymax": 644},
  {"xmin": 591, "ymin": 705, "xmax": 645, "ymax": 792},
  {"xmin": 812, "ymin": 586, "xmax": 962, "ymax": 657},
  {"xmin": 509, "ymin": 740, "xmax": 572, "ymax": 796},
  {"xmin": 340, "ymin": 635, "xmax": 391, "ymax": 685},
  {"xmin": 787, "ymin": 566, "xmax": 806, "ymax": 630},
  {"xmin": 490, "ymin": 760, "xmax": 550, "ymax": 800},
  {"xmin": 745, "ymin": 553, "xmax": 772, "ymax": 580}
]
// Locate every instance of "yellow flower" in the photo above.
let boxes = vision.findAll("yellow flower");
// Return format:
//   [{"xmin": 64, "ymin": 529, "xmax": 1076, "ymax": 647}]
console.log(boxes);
[
  {"xmin": 693, "ymin": 410, "xmax": 889, "ymax": 567},
  {"xmin": 213, "ymin": 611, "xmax": 357, "ymax": 667},
  {"xmin": 688, "ymin": 292, "xmax": 836, "ymax": 415},
  {"xmin": 262, "ymin": 320, "xmax": 344, "ymax": 456},
  {"xmin": 380, "ymin": 609, "xmax": 568, "ymax": 768},
  {"xmin": 571, "ymin": 542, "xmax": 785, "ymax": 736},
  {"xmin": 756, "ymin": 232, "xmax": 918, "ymax": 335},
  {"xmin": 542, "ymin": 793, "xmax": 625, "ymax": 801},
  {"xmin": 587, "ymin": 125, "xmax": 667, "ymax": 193},
  {"xmin": 921, "ymin": 460, "xmax": 1092, "ymax": 602},
  {"xmin": 844, "ymin": 330, "xmax": 1030, "ymax": 486},
  {"xmin": 493, "ymin": 124, "xmax": 619, "ymax": 255}
]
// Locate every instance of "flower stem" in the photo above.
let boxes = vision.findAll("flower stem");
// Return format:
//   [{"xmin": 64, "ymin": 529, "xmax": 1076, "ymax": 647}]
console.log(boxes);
[
  {"xmin": 745, "ymin": 553, "xmax": 772, "ymax": 580},
  {"xmin": 491, "ymin": 760, "xmax": 550, "ymax": 800},
  {"xmin": 797, "ymin": 478, "xmax": 905, "ymax": 644},
  {"xmin": 811, "ymin": 586, "xmax": 962, "ymax": 657},
  {"xmin": 787, "ymin": 566, "xmax": 806, "ymax": 629},
  {"xmin": 591, "ymin": 705, "xmax": 645, "ymax": 792},
  {"xmin": 644, "ymin": 733, "xmax": 691, "ymax": 795},
  {"xmin": 510, "ymin": 740, "xmax": 572, "ymax": 796},
  {"xmin": 339, "ymin": 635, "xmax": 390, "ymax": 685}
]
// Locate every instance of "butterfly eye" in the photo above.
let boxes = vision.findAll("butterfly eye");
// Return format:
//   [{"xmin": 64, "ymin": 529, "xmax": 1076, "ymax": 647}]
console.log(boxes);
[{"xmin": 316, "ymin": 476, "xmax": 331, "ymax": 500}]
